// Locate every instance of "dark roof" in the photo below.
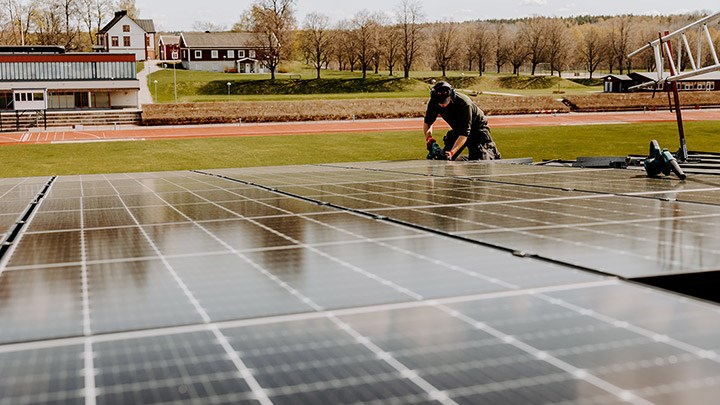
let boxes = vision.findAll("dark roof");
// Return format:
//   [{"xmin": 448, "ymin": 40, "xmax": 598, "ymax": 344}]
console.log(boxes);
[
  {"xmin": 98, "ymin": 11, "xmax": 126, "ymax": 34},
  {"xmin": 158, "ymin": 35, "xmax": 180, "ymax": 45},
  {"xmin": 135, "ymin": 19, "xmax": 156, "ymax": 33},
  {"xmin": 180, "ymin": 32, "xmax": 259, "ymax": 48},
  {"xmin": 98, "ymin": 10, "xmax": 155, "ymax": 34},
  {"xmin": 603, "ymin": 74, "xmax": 631, "ymax": 81},
  {"xmin": 0, "ymin": 45, "xmax": 65, "ymax": 54}
]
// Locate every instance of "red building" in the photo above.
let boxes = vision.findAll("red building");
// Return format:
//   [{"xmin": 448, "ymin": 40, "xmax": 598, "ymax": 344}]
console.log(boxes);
[
  {"xmin": 158, "ymin": 35, "xmax": 180, "ymax": 61},
  {"xmin": 179, "ymin": 32, "xmax": 270, "ymax": 73}
]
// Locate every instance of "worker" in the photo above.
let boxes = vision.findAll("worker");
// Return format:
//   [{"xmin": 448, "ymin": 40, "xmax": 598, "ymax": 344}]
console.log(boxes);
[{"xmin": 423, "ymin": 81, "xmax": 501, "ymax": 161}]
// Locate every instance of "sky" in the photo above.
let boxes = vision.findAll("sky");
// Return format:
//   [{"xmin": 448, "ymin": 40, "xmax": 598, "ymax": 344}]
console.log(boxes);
[{"xmin": 137, "ymin": 0, "xmax": 718, "ymax": 32}]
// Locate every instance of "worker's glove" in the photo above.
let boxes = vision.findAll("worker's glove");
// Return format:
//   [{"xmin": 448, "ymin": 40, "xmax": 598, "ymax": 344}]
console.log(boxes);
[
  {"xmin": 426, "ymin": 140, "xmax": 447, "ymax": 160},
  {"xmin": 426, "ymin": 137, "xmax": 436, "ymax": 151}
]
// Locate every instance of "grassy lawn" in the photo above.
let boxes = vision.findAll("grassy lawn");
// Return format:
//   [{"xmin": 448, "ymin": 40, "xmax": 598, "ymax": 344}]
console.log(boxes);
[
  {"xmin": 147, "ymin": 67, "xmax": 602, "ymax": 103},
  {"xmin": 0, "ymin": 121, "xmax": 715, "ymax": 178}
]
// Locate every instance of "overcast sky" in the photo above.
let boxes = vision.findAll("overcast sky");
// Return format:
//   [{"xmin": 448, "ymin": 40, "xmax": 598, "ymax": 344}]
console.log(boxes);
[{"xmin": 137, "ymin": 0, "xmax": 717, "ymax": 32}]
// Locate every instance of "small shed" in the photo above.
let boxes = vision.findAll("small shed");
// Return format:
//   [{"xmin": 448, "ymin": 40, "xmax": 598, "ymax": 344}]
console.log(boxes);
[{"xmin": 603, "ymin": 74, "xmax": 632, "ymax": 93}]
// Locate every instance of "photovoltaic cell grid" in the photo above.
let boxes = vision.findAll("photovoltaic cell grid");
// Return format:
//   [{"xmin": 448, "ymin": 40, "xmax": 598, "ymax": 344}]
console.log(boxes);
[
  {"xmin": 209, "ymin": 162, "xmax": 720, "ymax": 278},
  {"xmin": 0, "ymin": 177, "xmax": 51, "ymax": 241},
  {"xmin": 0, "ymin": 162, "xmax": 720, "ymax": 404}
]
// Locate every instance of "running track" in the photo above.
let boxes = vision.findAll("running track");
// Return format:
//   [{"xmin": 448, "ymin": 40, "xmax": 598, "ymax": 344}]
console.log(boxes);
[{"xmin": 2, "ymin": 109, "xmax": 719, "ymax": 145}]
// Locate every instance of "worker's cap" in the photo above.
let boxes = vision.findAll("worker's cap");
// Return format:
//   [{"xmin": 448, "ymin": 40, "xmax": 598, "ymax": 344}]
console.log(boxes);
[{"xmin": 430, "ymin": 81, "xmax": 453, "ymax": 104}]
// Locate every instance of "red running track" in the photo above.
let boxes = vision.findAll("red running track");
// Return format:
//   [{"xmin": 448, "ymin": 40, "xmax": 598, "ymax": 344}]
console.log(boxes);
[{"xmin": 1, "ymin": 109, "xmax": 719, "ymax": 145}]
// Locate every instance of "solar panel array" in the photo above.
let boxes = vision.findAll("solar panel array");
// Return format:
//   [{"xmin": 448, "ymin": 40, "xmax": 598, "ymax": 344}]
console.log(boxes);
[{"xmin": 1, "ymin": 161, "xmax": 720, "ymax": 404}]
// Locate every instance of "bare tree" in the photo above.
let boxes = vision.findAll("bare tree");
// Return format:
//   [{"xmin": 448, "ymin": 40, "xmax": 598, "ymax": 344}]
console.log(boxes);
[
  {"xmin": 493, "ymin": 23, "xmax": 509, "ymax": 74},
  {"xmin": 521, "ymin": 17, "xmax": 549, "ymax": 75},
  {"xmin": 59, "ymin": 0, "xmax": 81, "ymax": 49},
  {"xmin": 343, "ymin": 28, "xmax": 359, "ymax": 71},
  {"xmin": 546, "ymin": 18, "xmax": 571, "ymax": 77},
  {"xmin": 382, "ymin": 25, "xmax": 402, "ymax": 76},
  {"xmin": 326, "ymin": 26, "xmax": 345, "ymax": 70},
  {"xmin": 351, "ymin": 10, "xmax": 380, "ymax": 79},
  {"xmin": 231, "ymin": 9, "xmax": 254, "ymax": 32},
  {"xmin": 6, "ymin": 0, "xmax": 36, "ymax": 45},
  {"xmin": 608, "ymin": 16, "xmax": 634, "ymax": 74},
  {"xmin": 301, "ymin": 12, "xmax": 332, "ymax": 79},
  {"xmin": 508, "ymin": 26, "xmax": 530, "ymax": 75},
  {"xmin": 468, "ymin": 21, "xmax": 492, "ymax": 76},
  {"xmin": 0, "ymin": 8, "xmax": 8, "ymax": 43},
  {"xmin": 250, "ymin": 0, "xmax": 297, "ymax": 80},
  {"xmin": 34, "ymin": 1, "xmax": 64, "ymax": 46},
  {"xmin": 79, "ymin": 0, "xmax": 112, "ymax": 46},
  {"xmin": 462, "ymin": 25, "xmax": 475, "ymax": 72},
  {"xmin": 396, "ymin": 0, "xmax": 424, "ymax": 78},
  {"xmin": 192, "ymin": 21, "xmax": 227, "ymax": 32},
  {"xmin": 432, "ymin": 21, "xmax": 459, "ymax": 77},
  {"xmin": 331, "ymin": 22, "xmax": 358, "ymax": 71},
  {"xmin": 577, "ymin": 24, "xmax": 605, "ymax": 79},
  {"xmin": 374, "ymin": 15, "xmax": 402, "ymax": 76}
]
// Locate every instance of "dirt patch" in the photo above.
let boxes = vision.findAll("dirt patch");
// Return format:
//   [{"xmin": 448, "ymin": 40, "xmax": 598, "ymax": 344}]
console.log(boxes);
[
  {"xmin": 141, "ymin": 96, "xmax": 569, "ymax": 126},
  {"xmin": 564, "ymin": 92, "xmax": 720, "ymax": 112}
]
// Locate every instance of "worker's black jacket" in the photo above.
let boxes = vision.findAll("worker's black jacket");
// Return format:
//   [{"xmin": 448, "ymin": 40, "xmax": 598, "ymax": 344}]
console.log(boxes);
[{"xmin": 423, "ymin": 92, "xmax": 487, "ymax": 137}]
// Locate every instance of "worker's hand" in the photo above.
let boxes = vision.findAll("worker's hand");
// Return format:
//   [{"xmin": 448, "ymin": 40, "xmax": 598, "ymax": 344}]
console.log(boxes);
[
  {"xmin": 425, "ymin": 136, "xmax": 436, "ymax": 151},
  {"xmin": 445, "ymin": 150, "xmax": 454, "ymax": 160}
]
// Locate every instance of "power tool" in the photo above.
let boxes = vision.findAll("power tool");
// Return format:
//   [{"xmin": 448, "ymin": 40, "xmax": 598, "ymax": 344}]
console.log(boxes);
[{"xmin": 644, "ymin": 140, "xmax": 686, "ymax": 180}]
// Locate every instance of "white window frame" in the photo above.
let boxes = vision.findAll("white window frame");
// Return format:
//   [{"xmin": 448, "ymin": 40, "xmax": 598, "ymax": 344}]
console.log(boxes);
[
  {"xmin": 211, "ymin": 50, "xmax": 218, "ymax": 59},
  {"xmin": 194, "ymin": 50, "xmax": 202, "ymax": 59},
  {"xmin": 238, "ymin": 50, "xmax": 245, "ymax": 58},
  {"xmin": 227, "ymin": 50, "xmax": 235, "ymax": 59},
  {"xmin": 248, "ymin": 50, "xmax": 256, "ymax": 58}
]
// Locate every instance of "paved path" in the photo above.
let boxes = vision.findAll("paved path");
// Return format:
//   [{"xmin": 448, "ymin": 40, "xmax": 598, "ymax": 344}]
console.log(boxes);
[
  {"xmin": 137, "ymin": 62, "xmax": 161, "ymax": 106},
  {"xmin": 1, "ymin": 109, "xmax": 719, "ymax": 145}
]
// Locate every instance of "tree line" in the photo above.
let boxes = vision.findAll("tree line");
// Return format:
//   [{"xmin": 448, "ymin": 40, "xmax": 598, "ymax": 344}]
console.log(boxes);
[
  {"xmin": 2, "ymin": 0, "xmax": 718, "ymax": 80},
  {"xmin": 0, "ymin": 0, "xmax": 138, "ymax": 51},
  {"xmin": 292, "ymin": 3, "xmax": 719, "ymax": 79}
]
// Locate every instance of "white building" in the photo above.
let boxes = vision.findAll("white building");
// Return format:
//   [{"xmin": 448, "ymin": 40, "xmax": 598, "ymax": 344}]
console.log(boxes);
[
  {"xmin": 95, "ymin": 11, "xmax": 156, "ymax": 61},
  {"xmin": 0, "ymin": 46, "xmax": 140, "ymax": 111}
]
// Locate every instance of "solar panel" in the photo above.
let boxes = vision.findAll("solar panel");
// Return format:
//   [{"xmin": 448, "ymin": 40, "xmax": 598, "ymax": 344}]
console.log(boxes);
[
  {"xmin": 1, "ymin": 162, "xmax": 720, "ymax": 404},
  {"xmin": 207, "ymin": 163, "xmax": 720, "ymax": 279}
]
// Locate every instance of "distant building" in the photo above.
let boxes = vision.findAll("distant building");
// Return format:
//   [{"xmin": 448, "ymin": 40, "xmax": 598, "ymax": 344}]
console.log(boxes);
[
  {"xmin": 178, "ymin": 32, "xmax": 270, "ymax": 73},
  {"xmin": 603, "ymin": 74, "xmax": 632, "ymax": 93},
  {"xmin": 158, "ymin": 35, "xmax": 180, "ymax": 61},
  {"xmin": 0, "ymin": 46, "xmax": 139, "ymax": 111},
  {"xmin": 603, "ymin": 72, "xmax": 720, "ymax": 93},
  {"xmin": 95, "ymin": 10, "xmax": 156, "ymax": 61}
]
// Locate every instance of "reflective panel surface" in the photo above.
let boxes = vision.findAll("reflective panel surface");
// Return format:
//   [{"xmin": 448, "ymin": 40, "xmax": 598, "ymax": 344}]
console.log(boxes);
[{"xmin": 2, "ymin": 163, "xmax": 720, "ymax": 404}]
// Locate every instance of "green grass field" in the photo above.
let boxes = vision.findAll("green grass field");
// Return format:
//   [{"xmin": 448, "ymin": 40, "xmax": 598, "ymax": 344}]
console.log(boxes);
[
  {"xmin": 1, "ymin": 121, "xmax": 715, "ymax": 178},
  {"xmin": 147, "ymin": 67, "xmax": 602, "ymax": 103}
]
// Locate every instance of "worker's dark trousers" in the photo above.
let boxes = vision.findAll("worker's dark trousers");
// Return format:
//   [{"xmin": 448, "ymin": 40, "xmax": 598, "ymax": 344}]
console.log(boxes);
[{"xmin": 443, "ymin": 126, "xmax": 501, "ymax": 160}]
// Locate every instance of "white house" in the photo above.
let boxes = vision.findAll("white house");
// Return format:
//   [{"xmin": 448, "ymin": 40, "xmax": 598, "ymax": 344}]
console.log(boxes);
[{"xmin": 95, "ymin": 10, "xmax": 156, "ymax": 61}]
